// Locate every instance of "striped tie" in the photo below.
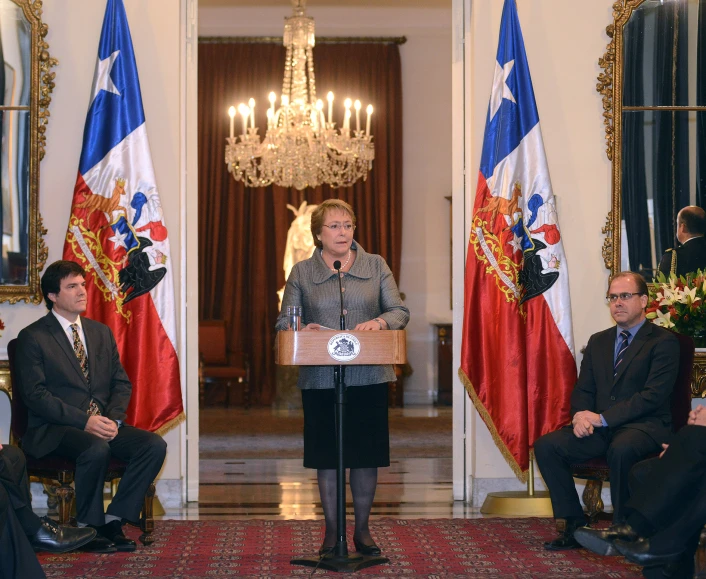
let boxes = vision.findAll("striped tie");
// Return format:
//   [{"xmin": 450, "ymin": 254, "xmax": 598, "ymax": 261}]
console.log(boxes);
[{"xmin": 614, "ymin": 330, "xmax": 630, "ymax": 377}]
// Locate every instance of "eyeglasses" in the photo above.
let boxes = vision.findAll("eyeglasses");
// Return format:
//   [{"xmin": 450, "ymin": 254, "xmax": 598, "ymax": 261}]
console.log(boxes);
[
  {"xmin": 605, "ymin": 292, "xmax": 645, "ymax": 304},
  {"xmin": 322, "ymin": 223, "xmax": 355, "ymax": 232}
]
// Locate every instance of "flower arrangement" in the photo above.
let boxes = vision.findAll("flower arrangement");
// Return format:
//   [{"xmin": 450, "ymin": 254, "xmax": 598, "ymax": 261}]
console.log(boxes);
[
  {"xmin": 0, "ymin": 316, "xmax": 4, "ymax": 337},
  {"xmin": 647, "ymin": 270, "xmax": 706, "ymax": 346}
]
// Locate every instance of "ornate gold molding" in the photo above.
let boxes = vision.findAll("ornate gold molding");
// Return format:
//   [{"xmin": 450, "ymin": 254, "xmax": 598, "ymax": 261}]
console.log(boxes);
[
  {"xmin": 0, "ymin": 1, "xmax": 56, "ymax": 304},
  {"xmin": 692, "ymin": 352, "xmax": 706, "ymax": 398},
  {"xmin": 38, "ymin": 19, "xmax": 58, "ymax": 161},
  {"xmin": 597, "ymin": 21, "xmax": 615, "ymax": 162},
  {"xmin": 601, "ymin": 211, "xmax": 614, "ymax": 271},
  {"xmin": 597, "ymin": 1, "xmax": 646, "ymax": 277}
]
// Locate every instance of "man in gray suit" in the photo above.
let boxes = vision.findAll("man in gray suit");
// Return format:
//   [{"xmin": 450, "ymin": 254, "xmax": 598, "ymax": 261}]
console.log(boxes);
[
  {"xmin": 535, "ymin": 271, "xmax": 679, "ymax": 551},
  {"xmin": 15, "ymin": 260, "xmax": 167, "ymax": 553}
]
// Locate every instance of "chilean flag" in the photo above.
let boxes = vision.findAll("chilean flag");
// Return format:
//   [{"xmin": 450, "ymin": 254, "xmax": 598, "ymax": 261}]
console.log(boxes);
[
  {"xmin": 63, "ymin": 0, "xmax": 183, "ymax": 434},
  {"xmin": 459, "ymin": 0, "xmax": 576, "ymax": 480}
]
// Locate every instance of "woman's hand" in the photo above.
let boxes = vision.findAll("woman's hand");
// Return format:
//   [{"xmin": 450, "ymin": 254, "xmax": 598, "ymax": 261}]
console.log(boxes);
[
  {"xmin": 354, "ymin": 318, "xmax": 387, "ymax": 331},
  {"xmin": 301, "ymin": 323, "xmax": 322, "ymax": 331}
]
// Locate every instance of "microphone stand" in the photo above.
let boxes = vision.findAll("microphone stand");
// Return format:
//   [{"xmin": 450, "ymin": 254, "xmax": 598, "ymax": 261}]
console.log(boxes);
[
  {"xmin": 291, "ymin": 260, "xmax": 389, "ymax": 573},
  {"xmin": 333, "ymin": 261, "xmax": 347, "ymax": 558}
]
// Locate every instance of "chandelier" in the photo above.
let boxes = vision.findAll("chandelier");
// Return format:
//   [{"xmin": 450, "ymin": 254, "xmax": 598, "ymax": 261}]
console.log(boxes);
[{"xmin": 225, "ymin": 0, "xmax": 375, "ymax": 191}]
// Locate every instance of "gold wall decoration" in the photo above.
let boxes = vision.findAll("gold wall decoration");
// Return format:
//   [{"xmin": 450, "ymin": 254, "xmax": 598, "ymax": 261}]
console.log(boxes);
[
  {"xmin": 0, "ymin": 0, "xmax": 56, "ymax": 303},
  {"xmin": 597, "ymin": 0, "xmax": 645, "ymax": 278},
  {"xmin": 597, "ymin": 0, "xmax": 706, "ymax": 279}
]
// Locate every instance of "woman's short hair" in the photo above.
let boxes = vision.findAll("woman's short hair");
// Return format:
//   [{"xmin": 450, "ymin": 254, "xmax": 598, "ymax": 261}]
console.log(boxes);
[
  {"xmin": 41, "ymin": 260, "xmax": 86, "ymax": 310},
  {"xmin": 310, "ymin": 199, "xmax": 357, "ymax": 249}
]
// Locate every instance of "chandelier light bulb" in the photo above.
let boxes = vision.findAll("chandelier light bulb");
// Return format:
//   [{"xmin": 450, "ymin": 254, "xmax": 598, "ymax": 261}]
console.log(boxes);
[
  {"xmin": 248, "ymin": 98, "xmax": 256, "ymax": 128},
  {"xmin": 354, "ymin": 100, "xmax": 361, "ymax": 132},
  {"xmin": 327, "ymin": 91, "xmax": 334, "ymax": 124},
  {"xmin": 238, "ymin": 103, "xmax": 250, "ymax": 134},
  {"xmin": 366, "ymin": 104, "xmax": 373, "ymax": 136}
]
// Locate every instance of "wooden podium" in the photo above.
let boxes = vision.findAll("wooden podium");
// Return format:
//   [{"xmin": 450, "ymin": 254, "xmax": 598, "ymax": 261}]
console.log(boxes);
[
  {"xmin": 275, "ymin": 330, "xmax": 407, "ymax": 366},
  {"xmin": 275, "ymin": 329, "xmax": 406, "ymax": 573}
]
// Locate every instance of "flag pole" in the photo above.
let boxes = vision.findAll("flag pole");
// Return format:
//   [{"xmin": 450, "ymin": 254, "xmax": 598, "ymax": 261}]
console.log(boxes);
[{"xmin": 480, "ymin": 458, "xmax": 554, "ymax": 516}]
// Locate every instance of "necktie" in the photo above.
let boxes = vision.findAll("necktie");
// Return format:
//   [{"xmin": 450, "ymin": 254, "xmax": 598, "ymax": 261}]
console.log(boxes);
[
  {"xmin": 70, "ymin": 324, "xmax": 100, "ymax": 416},
  {"xmin": 70, "ymin": 324, "xmax": 89, "ymax": 378},
  {"xmin": 614, "ymin": 330, "xmax": 630, "ymax": 377}
]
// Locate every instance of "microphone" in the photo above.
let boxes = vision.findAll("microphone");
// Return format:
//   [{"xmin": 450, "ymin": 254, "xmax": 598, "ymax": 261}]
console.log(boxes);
[{"xmin": 333, "ymin": 260, "xmax": 345, "ymax": 330}]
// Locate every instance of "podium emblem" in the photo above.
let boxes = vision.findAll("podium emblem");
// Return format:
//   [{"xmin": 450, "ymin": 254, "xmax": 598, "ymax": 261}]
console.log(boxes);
[{"xmin": 327, "ymin": 333, "xmax": 361, "ymax": 362}]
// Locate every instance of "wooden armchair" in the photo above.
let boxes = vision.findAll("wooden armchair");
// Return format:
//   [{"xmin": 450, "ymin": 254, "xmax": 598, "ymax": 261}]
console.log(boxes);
[
  {"xmin": 6, "ymin": 339, "xmax": 156, "ymax": 545},
  {"xmin": 568, "ymin": 331, "xmax": 695, "ymax": 523},
  {"xmin": 199, "ymin": 320, "xmax": 250, "ymax": 408}
]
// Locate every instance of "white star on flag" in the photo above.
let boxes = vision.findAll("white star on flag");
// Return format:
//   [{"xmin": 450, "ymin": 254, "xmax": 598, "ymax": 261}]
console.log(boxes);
[
  {"xmin": 90, "ymin": 50, "xmax": 121, "ymax": 105},
  {"xmin": 108, "ymin": 229, "xmax": 129, "ymax": 250},
  {"xmin": 489, "ymin": 59, "xmax": 516, "ymax": 120},
  {"xmin": 508, "ymin": 233, "xmax": 524, "ymax": 255}
]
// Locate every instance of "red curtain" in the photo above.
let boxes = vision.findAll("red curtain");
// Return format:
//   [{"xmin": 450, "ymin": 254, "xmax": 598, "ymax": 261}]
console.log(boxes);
[{"xmin": 198, "ymin": 41, "xmax": 402, "ymax": 404}]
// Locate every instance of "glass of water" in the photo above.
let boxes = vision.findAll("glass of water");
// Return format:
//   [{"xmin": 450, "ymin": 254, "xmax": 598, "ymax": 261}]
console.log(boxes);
[{"xmin": 286, "ymin": 305, "xmax": 302, "ymax": 331}]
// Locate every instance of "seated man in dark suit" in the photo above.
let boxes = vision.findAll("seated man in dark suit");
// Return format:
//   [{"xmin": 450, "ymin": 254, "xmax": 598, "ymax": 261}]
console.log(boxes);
[
  {"xmin": 1, "ymin": 442, "xmax": 96, "ymax": 579},
  {"xmin": 575, "ymin": 405, "xmax": 706, "ymax": 578},
  {"xmin": 535, "ymin": 271, "xmax": 679, "ymax": 550},
  {"xmin": 658, "ymin": 205, "xmax": 706, "ymax": 278},
  {"xmin": 15, "ymin": 260, "xmax": 167, "ymax": 553}
]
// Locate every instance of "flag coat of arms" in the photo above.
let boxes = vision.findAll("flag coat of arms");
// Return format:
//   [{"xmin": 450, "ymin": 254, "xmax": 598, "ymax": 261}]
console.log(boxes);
[
  {"xmin": 459, "ymin": 0, "xmax": 577, "ymax": 480},
  {"xmin": 63, "ymin": 0, "xmax": 183, "ymax": 434}
]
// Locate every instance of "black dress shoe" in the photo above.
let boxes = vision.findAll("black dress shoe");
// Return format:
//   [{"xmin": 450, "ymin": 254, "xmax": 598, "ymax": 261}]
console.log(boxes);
[
  {"xmin": 93, "ymin": 520, "xmax": 137, "ymax": 552},
  {"xmin": 574, "ymin": 523, "xmax": 639, "ymax": 556},
  {"xmin": 81, "ymin": 535, "xmax": 118, "ymax": 554},
  {"xmin": 29, "ymin": 517, "xmax": 97, "ymax": 553},
  {"xmin": 544, "ymin": 519, "xmax": 588, "ymax": 551},
  {"xmin": 353, "ymin": 538, "xmax": 381, "ymax": 556},
  {"xmin": 614, "ymin": 538, "xmax": 685, "ymax": 567}
]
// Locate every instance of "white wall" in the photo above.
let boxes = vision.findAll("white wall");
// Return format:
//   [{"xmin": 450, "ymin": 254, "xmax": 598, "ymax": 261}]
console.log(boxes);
[
  {"xmin": 0, "ymin": 0, "xmax": 190, "ymax": 507},
  {"xmin": 200, "ymin": 4, "xmax": 453, "ymax": 405},
  {"xmin": 454, "ymin": 0, "xmax": 618, "ymax": 503}
]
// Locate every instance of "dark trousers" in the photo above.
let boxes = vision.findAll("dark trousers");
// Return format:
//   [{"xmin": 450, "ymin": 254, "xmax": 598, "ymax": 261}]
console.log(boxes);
[
  {"xmin": 625, "ymin": 425, "xmax": 706, "ymax": 577},
  {"xmin": 0, "ymin": 446, "xmax": 45, "ymax": 579},
  {"xmin": 627, "ymin": 425, "xmax": 706, "ymax": 533},
  {"xmin": 47, "ymin": 425, "xmax": 166, "ymax": 527},
  {"xmin": 534, "ymin": 425, "xmax": 660, "ymax": 523}
]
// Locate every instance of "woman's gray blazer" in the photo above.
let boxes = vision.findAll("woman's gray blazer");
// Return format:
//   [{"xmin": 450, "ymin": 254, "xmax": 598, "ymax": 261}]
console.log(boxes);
[{"xmin": 276, "ymin": 241, "xmax": 410, "ymax": 390}]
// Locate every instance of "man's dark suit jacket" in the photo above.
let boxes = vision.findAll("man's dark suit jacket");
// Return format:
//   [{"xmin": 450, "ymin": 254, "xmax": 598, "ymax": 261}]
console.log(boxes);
[
  {"xmin": 658, "ymin": 236, "xmax": 706, "ymax": 278},
  {"xmin": 15, "ymin": 312, "xmax": 132, "ymax": 459},
  {"xmin": 571, "ymin": 322, "xmax": 679, "ymax": 445}
]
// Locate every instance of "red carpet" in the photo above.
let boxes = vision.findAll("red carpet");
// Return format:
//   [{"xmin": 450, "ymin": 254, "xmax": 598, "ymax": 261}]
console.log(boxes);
[{"xmin": 37, "ymin": 518, "xmax": 642, "ymax": 578}]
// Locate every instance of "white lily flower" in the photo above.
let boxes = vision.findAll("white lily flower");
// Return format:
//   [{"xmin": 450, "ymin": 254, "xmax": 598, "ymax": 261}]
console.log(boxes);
[{"xmin": 653, "ymin": 310, "xmax": 675, "ymax": 328}]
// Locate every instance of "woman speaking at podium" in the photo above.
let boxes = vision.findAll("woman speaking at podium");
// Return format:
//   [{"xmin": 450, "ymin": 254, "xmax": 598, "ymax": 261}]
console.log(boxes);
[{"xmin": 276, "ymin": 199, "xmax": 409, "ymax": 557}]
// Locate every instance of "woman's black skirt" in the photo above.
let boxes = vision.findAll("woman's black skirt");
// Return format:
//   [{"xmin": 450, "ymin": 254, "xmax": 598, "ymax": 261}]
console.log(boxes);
[{"xmin": 301, "ymin": 383, "xmax": 390, "ymax": 469}]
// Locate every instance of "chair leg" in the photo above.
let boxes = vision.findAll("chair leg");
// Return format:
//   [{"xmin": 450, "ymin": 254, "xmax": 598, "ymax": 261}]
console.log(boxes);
[
  {"xmin": 139, "ymin": 482, "xmax": 156, "ymax": 546},
  {"xmin": 581, "ymin": 479, "xmax": 605, "ymax": 523},
  {"xmin": 243, "ymin": 380, "xmax": 250, "ymax": 410},
  {"xmin": 225, "ymin": 380, "xmax": 231, "ymax": 409},
  {"xmin": 56, "ymin": 471, "xmax": 75, "ymax": 526},
  {"xmin": 41, "ymin": 480, "xmax": 59, "ymax": 516},
  {"xmin": 695, "ymin": 525, "xmax": 706, "ymax": 578}
]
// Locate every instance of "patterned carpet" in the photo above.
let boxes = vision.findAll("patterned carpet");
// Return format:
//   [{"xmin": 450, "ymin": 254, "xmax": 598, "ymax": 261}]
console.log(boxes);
[{"xmin": 37, "ymin": 518, "xmax": 642, "ymax": 578}]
